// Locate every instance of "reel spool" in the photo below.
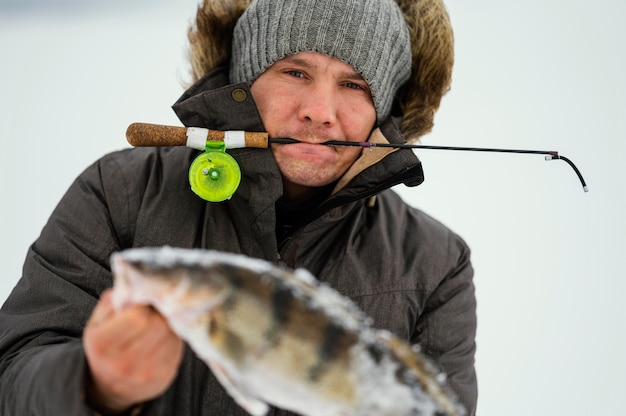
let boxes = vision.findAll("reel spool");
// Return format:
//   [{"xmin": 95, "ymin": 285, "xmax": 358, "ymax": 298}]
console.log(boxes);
[{"xmin": 188, "ymin": 144, "xmax": 241, "ymax": 202}]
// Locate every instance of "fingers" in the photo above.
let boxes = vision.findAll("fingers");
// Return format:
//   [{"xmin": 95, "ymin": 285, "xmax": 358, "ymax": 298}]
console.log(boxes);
[
  {"xmin": 87, "ymin": 291, "xmax": 160, "ymax": 354},
  {"xmin": 86, "ymin": 289, "xmax": 115, "ymax": 327},
  {"xmin": 126, "ymin": 312, "xmax": 185, "ymax": 383},
  {"xmin": 86, "ymin": 289, "xmax": 177, "ymax": 355},
  {"xmin": 116, "ymin": 306, "xmax": 182, "ymax": 362},
  {"xmin": 83, "ymin": 291, "xmax": 184, "ymax": 411}
]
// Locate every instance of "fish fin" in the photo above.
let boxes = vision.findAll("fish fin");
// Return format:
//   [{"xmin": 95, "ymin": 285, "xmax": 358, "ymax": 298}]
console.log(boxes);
[{"xmin": 207, "ymin": 359, "xmax": 269, "ymax": 416}]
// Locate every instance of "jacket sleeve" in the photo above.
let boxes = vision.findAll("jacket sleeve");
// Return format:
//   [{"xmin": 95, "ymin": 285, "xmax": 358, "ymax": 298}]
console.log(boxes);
[
  {"xmin": 413, "ymin": 233, "xmax": 478, "ymax": 415},
  {"xmin": 0, "ymin": 151, "xmax": 138, "ymax": 415}
]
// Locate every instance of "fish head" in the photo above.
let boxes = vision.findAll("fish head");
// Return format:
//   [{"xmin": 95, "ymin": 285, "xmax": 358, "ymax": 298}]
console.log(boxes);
[{"xmin": 110, "ymin": 248, "xmax": 231, "ymax": 317}]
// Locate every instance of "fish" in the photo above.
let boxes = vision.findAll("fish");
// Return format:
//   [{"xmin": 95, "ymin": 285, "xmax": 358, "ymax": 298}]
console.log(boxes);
[{"xmin": 110, "ymin": 246, "xmax": 465, "ymax": 416}]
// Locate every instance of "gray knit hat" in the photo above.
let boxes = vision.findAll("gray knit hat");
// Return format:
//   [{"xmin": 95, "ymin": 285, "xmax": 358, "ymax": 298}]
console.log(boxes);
[{"xmin": 230, "ymin": 0, "xmax": 412, "ymax": 125}]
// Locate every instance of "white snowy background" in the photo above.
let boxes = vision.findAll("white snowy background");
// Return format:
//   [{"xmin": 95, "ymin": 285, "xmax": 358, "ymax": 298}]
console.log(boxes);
[{"xmin": 1, "ymin": 0, "xmax": 624, "ymax": 415}]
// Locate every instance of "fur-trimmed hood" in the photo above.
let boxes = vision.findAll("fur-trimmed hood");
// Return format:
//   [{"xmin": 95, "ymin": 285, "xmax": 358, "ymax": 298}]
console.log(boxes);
[{"xmin": 185, "ymin": 0, "xmax": 454, "ymax": 144}]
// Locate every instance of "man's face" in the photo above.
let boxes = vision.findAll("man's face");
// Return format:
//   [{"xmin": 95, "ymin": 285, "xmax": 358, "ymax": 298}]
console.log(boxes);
[{"xmin": 250, "ymin": 52, "xmax": 377, "ymax": 198}]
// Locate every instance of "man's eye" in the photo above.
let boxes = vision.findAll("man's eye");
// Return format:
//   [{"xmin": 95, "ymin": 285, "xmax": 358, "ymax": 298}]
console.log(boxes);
[
  {"xmin": 288, "ymin": 70, "xmax": 305, "ymax": 78},
  {"xmin": 346, "ymin": 82, "xmax": 364, "ymax": 90}
]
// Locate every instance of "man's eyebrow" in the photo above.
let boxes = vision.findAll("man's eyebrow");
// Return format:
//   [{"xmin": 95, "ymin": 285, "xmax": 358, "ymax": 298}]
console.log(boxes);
[
  {"xmin": 277, "ymin": 56, "xmax": 315, "ymax": 69},
  {"xmin": 278, "ymin": 56, "xmax": 366, "ymax": 81},
  {"xmin": 342, "ymin": 71, "xmax": 367, "ymax": 81},
  {"xmin": 280, "ymin": 56, "xmax": 307, "ymax": 65}
]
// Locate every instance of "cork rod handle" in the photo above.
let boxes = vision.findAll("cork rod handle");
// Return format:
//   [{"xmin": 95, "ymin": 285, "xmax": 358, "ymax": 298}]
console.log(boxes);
[
  {"xmin": 125, "ymin": 123, "xmax": 270, "ymax": 149},
  {"xmin": 126, "ymin": 123, "xmax": 187, "ymax": 147}
]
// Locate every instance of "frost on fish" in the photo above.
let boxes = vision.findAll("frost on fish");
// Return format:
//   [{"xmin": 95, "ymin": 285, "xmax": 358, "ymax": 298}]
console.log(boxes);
[{"xmin": 110, "ymin": 246, "xmax": 466, "ymax": 416}]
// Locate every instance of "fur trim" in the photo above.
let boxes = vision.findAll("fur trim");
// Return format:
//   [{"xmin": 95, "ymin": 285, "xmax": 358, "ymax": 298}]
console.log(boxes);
[
  {"xmin": 187, "ymin": 0, "xmax": 250, "ymax": 79},
  {"xmin": 187, "ymin": 0, "xmax": 454, "ymax": 143},
  {"xmin": 395, "ymin": 0, "xmax": 454, "ymax": 143}
]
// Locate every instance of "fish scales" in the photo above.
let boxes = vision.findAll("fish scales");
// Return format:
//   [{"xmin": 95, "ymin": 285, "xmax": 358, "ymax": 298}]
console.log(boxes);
[
  {"xmin": 202, "ymin": 264, "xmax": 358, "ymax": 402},
  {"xmin": 110, "ymin": 247, "xmax": 465, "ymax": 416}
]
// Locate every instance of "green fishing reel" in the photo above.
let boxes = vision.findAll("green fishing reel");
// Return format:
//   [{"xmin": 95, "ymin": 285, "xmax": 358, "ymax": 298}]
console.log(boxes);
[{"xmin": 189, "ymin": 142, "xmax": 241, "ymax": 202}]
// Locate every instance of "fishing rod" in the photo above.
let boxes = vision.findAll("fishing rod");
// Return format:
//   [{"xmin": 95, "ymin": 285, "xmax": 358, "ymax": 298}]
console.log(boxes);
[{"xmin": 126, "ymin": 122, "xmax": 589, "ymax": 201}]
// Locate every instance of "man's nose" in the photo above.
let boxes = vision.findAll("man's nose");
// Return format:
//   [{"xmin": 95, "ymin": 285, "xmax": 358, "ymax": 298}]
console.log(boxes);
[{"xmin": 297, "ymin": 84, "xmax": 338, "ymax": 127}]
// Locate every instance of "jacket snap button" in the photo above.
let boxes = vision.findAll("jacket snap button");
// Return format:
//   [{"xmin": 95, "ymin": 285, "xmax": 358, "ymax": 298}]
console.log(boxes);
[{"xmin": 231, "ymin": 88, "xmax": 247, "ymax": 102}]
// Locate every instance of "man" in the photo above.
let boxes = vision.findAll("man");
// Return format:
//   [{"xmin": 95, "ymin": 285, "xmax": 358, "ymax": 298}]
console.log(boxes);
[{"xmin": 0, "ymin": 0, "xmax": 477, "ymax": 415}]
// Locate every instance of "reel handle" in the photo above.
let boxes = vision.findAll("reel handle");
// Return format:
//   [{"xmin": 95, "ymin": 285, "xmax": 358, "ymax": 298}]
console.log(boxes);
[{"xmin": 126, "ymin": 123, "xmax": 269, "ymax": 149}]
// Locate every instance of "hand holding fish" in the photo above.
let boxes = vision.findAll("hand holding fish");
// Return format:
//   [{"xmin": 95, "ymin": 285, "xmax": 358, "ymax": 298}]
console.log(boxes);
[{"xmin": 83, "ymin": 289, "xmax": 185, "ymax": 413}]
